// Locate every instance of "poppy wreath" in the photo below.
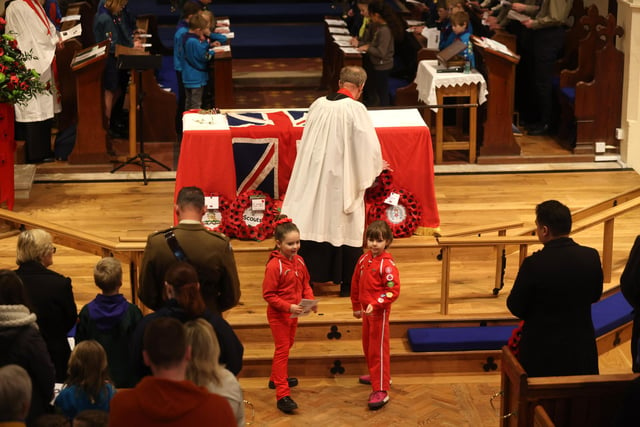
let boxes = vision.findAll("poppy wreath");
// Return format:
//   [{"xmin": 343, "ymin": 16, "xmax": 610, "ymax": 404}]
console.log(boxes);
[
  {"xmin": 228, "ymin": 190, "xmax": 277, "ymax": 241},
  {"xmin": 201, "ymin": 193, "xmax": 232, "ymax": 235},
  {"xmin": 365, "ymin": 169, "xmax": 394, "ymax": 204},
  {"xmin": 367, "ymin": 187, "xmax": 422, "ymax": 238}
]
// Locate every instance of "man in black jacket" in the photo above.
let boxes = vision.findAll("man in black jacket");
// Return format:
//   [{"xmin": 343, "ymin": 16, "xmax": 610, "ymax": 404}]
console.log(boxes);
[{"xmin": 507, "ymin": 200, "xmax": 603, "ymax": 377}]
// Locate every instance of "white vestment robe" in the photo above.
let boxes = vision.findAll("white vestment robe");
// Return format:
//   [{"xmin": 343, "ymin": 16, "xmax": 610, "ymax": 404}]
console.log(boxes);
[
  {"xmin": 5, "ymin": 0, "xmax": 60, "ymax": 123},
  {"xmin": 282, "ymin": 95, "xmax": 383, "ymax": 247}
]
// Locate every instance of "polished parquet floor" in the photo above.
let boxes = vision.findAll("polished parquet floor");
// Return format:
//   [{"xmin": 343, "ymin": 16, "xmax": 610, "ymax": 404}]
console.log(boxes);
[{"xmin": 1, "ymin": 169, "xmax": 639, "ymax": 425}]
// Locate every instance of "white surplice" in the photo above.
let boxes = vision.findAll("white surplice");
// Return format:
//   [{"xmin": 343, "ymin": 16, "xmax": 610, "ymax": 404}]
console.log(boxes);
[
  {"xmin": 5, "ymin": 0, "xmax": 60, "ymax": 123},
  {"xmin": 282, "ymin": 96, "xmax": 383, "ymax": 247}
]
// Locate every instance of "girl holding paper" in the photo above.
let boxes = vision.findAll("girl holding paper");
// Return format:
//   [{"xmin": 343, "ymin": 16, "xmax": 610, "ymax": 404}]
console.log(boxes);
[{"xmin": 262, "ymin": 215, "xmax": 316, "ymax": 414}]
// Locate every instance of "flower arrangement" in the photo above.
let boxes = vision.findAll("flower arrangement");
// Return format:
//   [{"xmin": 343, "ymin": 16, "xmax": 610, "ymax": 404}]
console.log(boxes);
[{"xmin": 0, "ymin": 17, "xmax": 47, "ymax": 105}]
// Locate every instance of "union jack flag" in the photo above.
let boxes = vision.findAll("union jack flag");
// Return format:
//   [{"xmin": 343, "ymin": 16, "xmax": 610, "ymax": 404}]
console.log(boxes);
[
  {"xmin": 232, "ymin": 137, "xmax": 279, "ymax": 199},
  {"xmin": 228, "ymin": 111, "xmax": 306, "ymax": 199}
]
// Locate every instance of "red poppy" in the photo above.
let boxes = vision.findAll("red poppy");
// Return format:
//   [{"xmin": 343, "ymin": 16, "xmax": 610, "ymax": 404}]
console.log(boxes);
[
  {"xmin": 9, "ymin": 74, "xmax": 18, "ymax": 84},
  {"xmin": 9, "ymin": 40, "xmax": 17, "ymax": 49},
  {"xmin": 19, "ymin": 82, "xmax": 28, "ymax": 90}
]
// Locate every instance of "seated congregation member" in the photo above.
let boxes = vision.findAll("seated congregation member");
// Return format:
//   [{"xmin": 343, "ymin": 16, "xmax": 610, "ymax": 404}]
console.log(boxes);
[
  {"xmin": 0, "ymin": 364, "xmax": 32, "ymax": 426},
  {"xmin": 55, "ymin": 341, "xmax": 115, "ymax": 420},
  {"xmin": 15, "ymin": 229, "xmax": 77, "ymax": 383},
  {"xmin": 185, "ymin": 319, "xmax": 245, "ymax": 427},
  {"xmin": 0, "ymin": 270, "xmax": 55, "ymax": 424},
  {"xmin": 32, "ymin": 414, "xmax": 70, "ymax": 427},
  {"xmin": 109, "ymin": 317, "xmax": 235, "ymax": 427},
  {"xmin": 138, "ymin": 185, "xmax": 241, "ymax": 314},
  {"xmin": 507, "ymin": 200, "xmax": 603, "ymax": 377},
  {"xmin": 75, "ymin": 257, "xmax": 142, "ymax": 388},
  {"xmin": 73, "ymin": 410, "xmax": 109, "ymax": 427},
  {"xmin": 450, "ymin": 11, "xmax": 475, "ymax": 68},
  {"xmin": 133, "ymin": 262, "xmax": 243, "ymax": 380},
  {"xmin": 5, "ymin": 0, "xmax": 60, "ymax": 164},
  {"xmin": 93, "ymin": 0, "xmax": 143, "ymax": 139}
]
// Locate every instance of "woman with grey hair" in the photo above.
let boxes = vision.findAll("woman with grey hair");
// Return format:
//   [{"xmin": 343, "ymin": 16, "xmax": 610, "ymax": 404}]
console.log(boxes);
[
  {"xmin": 0, "ymin": 364, "xmax": 33, "ymax": 424},
  {"xmin": 15, "ymin": 229, "xmax": 77, "ymax": 383}
]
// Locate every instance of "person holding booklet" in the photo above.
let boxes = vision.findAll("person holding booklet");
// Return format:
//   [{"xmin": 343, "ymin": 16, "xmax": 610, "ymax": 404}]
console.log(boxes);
[{"xmin": 262, "ymin": 216, "xmax": 317, "ymax": 414}]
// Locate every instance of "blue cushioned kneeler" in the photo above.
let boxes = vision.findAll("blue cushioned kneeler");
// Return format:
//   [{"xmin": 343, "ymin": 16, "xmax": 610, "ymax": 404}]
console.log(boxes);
[
  {"xmin": 407, "ymin": 325, "xmax": 515, "ymax": 352},
  {"xmin": 592, "ymin": 291, "xmax": 634, "ymax": 336},
  {"xmin": 407, "ymin": 292, "xmax": 634, "ymax": 353}
]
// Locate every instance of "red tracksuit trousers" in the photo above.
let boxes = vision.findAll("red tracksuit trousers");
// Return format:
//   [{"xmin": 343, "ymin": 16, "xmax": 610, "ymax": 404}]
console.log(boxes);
[
  {"xmin": 363, "ymin": 308, "xmax": 391, "ymax": 391},
  {"xmin": 268, "ymin": 309, "xmax": 298, "ymax": 400}
]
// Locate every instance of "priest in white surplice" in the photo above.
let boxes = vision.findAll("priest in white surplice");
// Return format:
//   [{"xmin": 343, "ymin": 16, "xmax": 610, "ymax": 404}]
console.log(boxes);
[
  {"xmin": 5, "ymin": 0, "xmax": 61, "ymax": 163},
  {"xmin": 282, "ymin": 66, "xmax": 384, "ymax": 297}
]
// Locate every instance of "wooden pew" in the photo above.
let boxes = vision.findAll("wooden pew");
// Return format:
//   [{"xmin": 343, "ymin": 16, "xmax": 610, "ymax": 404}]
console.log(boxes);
[
  {"xmin": 571, "ymin": 14, "xmax": 624, "ymax": 153},
  {"xmin": 499, "ymin": 346, "xmax": 638, "ymax": 427},
  {"xmin": 557, "ymin": 10, "xmax": 624, "ymax": 154},
  {"xmin": 135, "ymin": 14, "xmax": 172, "ymax": 56},
  {"xmin": 557, "ymin": 5, "xmax": 607, "ymax": 148},
  {"xmin": 61, "ymin": 1, "xmax": 96, "ymax": 48}
]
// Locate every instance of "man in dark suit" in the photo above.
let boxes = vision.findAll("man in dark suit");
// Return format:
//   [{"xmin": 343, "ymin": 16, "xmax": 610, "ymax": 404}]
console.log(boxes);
[
  {"xmin": 507, "ymin": 199, "xmax": 603, "ymax": 377},
  {"xmin": 138, "ymin": 186, "xmax": 241, "ymax": 313}
]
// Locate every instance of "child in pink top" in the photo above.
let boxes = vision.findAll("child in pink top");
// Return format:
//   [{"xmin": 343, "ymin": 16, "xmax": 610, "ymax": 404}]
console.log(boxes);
[
  {"xmin": 262, "ymin": 216, "xmax": 316, "ymax": 414},
  {"xmin": 351, "ymin": 220, "xmax": 400, "ymax": 410}
]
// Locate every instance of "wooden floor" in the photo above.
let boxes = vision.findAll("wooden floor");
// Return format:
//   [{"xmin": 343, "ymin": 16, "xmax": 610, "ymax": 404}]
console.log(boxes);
[{"xmin": 1, "ymin": 169, "xmax": 639, "ymax": 425}]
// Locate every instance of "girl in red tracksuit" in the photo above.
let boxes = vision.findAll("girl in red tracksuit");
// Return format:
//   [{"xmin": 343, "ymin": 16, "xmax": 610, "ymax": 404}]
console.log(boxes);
[
  {"xmin": 351, "ymin": 220, "xmax": 400, "ymax": 410},
  {"xmin": 262, "ymin": 216, "xmax": 316, "ymax": 414}
]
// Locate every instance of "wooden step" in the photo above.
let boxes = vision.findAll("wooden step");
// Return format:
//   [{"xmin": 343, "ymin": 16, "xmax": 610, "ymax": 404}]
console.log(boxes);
[{"xmin": 239, "ymin": 337, "xmax": 504, "ymax": 378}]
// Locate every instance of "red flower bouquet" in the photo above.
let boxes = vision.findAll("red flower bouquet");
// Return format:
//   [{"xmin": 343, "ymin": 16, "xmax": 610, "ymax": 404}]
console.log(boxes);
[{"xmin": 0, "ymin": 17, "xmax": 46, "ymax": 105}]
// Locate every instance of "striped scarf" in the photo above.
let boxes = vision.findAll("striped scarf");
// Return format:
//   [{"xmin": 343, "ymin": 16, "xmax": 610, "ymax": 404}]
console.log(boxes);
[{"xmin": 0, "ymin": 305, "xmax": 38, "ymax": 329}]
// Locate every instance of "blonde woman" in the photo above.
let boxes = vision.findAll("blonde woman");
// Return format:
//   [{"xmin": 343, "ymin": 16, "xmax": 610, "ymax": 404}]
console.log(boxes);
[
  {"xmin": 185, "ymin": 318, "xmax": 245, "ymax": 427},
  {"xmin": 15, "ymin": 229, "xmax": 77, "ymax": 383}
]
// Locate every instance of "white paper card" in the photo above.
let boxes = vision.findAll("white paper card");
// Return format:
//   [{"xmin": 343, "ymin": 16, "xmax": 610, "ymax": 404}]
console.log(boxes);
[
  {"xmin": 205, "ymin": 196, "xmax": 219, "ymax": 210},
  {"xmin": 329, "ymin": 27, "xmax": 350, "ymax": 34},
  {"xmin": 384, "ymin": 192, "xmax": 400, "ymax": 206},
  {"xmin": 61, "ymin": 14, "xmax": 80, "ymax": 22},
  {"xmin": 251, "ymin": 197, "xmax": 265, "ymax": 211},
  {"xmin": 290, "ymin": 299, "xmax": 319, "ymax": 318},
  {"xmin": 60, "ymin": 23, "xmax": 82, "ymax": 41}
]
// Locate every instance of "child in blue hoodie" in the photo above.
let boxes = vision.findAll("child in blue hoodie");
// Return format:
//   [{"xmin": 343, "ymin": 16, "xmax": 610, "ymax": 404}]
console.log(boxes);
[
  {"xmin": 182, "ymin": 13, "xmax": 212, "ymax": 109},
  {"xmin": 75, "ymin": 257, "xmax": 142, "ymax": 388}
]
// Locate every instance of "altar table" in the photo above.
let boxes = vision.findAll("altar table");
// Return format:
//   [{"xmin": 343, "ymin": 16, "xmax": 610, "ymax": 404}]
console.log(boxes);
[
  {"xmin": 176, "ymin": 108, "xmax": 440, "ymax": 233},
  {"xmin": 415, "ymin": 60, "xmax": 488, "ymax": 164}
]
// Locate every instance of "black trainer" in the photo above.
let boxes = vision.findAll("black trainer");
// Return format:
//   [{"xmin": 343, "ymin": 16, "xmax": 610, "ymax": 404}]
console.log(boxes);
[
  {"xmin": 268, "ymin": 377, "xmax": 298, "ymax": 389},
  {"xmin": 277, "ymin": 396, "xmax": 298, "ymax": 413}
]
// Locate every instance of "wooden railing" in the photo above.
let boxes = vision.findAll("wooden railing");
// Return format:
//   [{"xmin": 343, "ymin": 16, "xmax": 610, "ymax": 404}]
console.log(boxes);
[
  {"xmin": 436, "ymin": 191, "xmax": 640, "ymax": 315},
  {"xmin": 3, "ymin": 186, "xmax": 640, "ymax": 315},
  {"xmin": 0, "ymin": 209, "xmax": 145, "ymax": 305}
]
